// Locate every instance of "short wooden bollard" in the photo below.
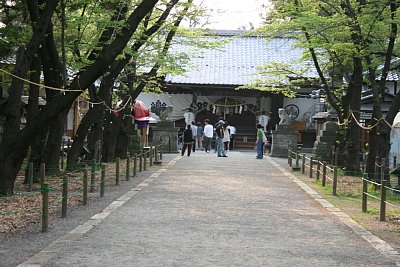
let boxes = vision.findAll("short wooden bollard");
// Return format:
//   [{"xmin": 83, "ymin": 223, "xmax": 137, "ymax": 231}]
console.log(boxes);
[
  {"xmin": 139, "ymin": 153, "xmax": 143, "ymax": 172},
  {"xmin": 83, "ymin": 168, "xmax": 88, "ymax": 205},
  {"xmin": 116, "ymin": 157, "xmax": 120, "ymax": 185},
  {"xmin": 150, "ymin": 147, "xmax": 153, "ymax": 166},
  {"xmin": 144, "ymin": 152, "xmax": 147, "ymax": 171},
  {"xmin": 309, "ymin": 157, "xmax": 314, "ymax": 178},
  {"xmin": 90, "ymin": 160, "xmax": 96, "ymax": 193},
  {"xmin": 28, "ymin": 162, "xmax": 33, "ymax": 192},
  {"xmin": 62, "ymin": 175, "xmax": 68, "ymax": 218},
  {"xmin": 321, "ymin": 162, "xmax": 327, "ymax": 187},
  {"xmin": 42, "ymin": 183, "xmax": 49, "ymax": 232},
  {"xmin": 126, "ymin": 154, "xmax": 131, "ymax": 181},
  {"xmin": 133, "ymin": 153, "xmax": 137, "ymax": 177},
  {"xmin": 160, "ymin": 145, "xmax": 163, "ymax": 160},
  {"xmin": 100, "ymin": 164, "xmax": 106, "ymax": 197},
  {"xmin": 332, "ymin": 166, "xmax": 338, "ymax": 196},
  {"xmin": 380, "ymin": 180, "xmax": 387, "ymax": 221},
  {"xmin": 301, "ymin": 154, "xmax": 306, "ymax": 174},
  {"xmin": 362, "ymin": 178, "xmax": 368, "ymax": 212},
  {"xmin": 316, "ymin": 158, "xmax": 321, "ymax": 181}
]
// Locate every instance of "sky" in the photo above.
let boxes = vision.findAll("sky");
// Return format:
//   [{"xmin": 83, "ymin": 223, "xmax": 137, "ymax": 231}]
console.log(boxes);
[{"xmin": 194, "ymin": 0, "xmax": 271, "ymax": 30}]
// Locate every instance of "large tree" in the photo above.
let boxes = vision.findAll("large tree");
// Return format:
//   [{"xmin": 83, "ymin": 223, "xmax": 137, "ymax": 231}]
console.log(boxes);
[
  {"xmin": 66, "ymin": 0, "xmax": 195, "ymax": 167},
  {"xmin": 0, "ymin": 0, "xmax": 162, "ymax": 195},
  {"xmin": 260, "ymin": 0, "xmax": 400, "ymax": 172}
]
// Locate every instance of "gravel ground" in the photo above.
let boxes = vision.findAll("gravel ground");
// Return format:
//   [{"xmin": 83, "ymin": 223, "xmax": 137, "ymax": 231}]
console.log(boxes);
[
  {"xmin": 0, "ymin": 154, "xmax": 396, "ymax": 267},
  {"xmin": 0, "ymin": 154, "xmax": 176, "ymax": 267}
]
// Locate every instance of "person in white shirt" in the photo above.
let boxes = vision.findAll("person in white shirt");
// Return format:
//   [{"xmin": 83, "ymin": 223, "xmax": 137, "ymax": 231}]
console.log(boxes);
[
  {"xmin": 203, "ymin": 119, "xmax": 214, "ymax": 153},
  {"xmin": 227, "ymin": 124, "xmax": 236, "ymax": 150}
]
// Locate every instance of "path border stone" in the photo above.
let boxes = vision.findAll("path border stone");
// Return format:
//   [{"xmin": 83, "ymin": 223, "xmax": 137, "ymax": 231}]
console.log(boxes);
[
  {"xmin": 18, "ymin": 156, "xmax": 181, "ymax": 267},
  {"xmin": 269, "ymin": 157, "xmax": 400, "ymax": 266}
]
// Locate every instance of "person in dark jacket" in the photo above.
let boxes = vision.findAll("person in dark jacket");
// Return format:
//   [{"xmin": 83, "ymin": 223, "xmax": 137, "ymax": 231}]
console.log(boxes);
[{"xmin": 181, "ymin": 125, "xmax": 193, "ymax": 156}]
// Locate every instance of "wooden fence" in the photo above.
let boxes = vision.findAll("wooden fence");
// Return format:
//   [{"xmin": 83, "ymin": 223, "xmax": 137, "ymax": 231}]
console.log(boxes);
[
  {"xmin": 288, "ymin": 150, "xmax": 400, "ymax": 222},
  {"xmin": 3, "ymin": 145, "xmax": 163, "ymax": 233}
]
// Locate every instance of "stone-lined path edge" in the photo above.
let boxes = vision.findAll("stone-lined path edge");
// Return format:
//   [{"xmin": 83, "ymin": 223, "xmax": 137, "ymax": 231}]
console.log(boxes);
[
  {"xmin": 269, "ymin": 157, "xmax": 400, "ymax": 266},
  {"xmin": 18, "ymin": 155, "xmax": 182, "ymax": 267}
]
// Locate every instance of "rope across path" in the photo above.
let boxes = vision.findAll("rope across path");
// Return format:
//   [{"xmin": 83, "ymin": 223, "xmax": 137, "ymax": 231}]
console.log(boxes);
[{"xmin": 20, "ymin": 152, "xmax": 398, "ymax": 266}]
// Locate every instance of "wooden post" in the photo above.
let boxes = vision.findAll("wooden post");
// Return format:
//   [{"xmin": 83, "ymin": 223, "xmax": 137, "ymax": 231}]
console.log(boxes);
[
  {"xmin": 316, "ymin": 158, "xmax": 320, "ymax": 181},
  {"xmin": 126, "ymin": 153, "xmax": 131, "ymax": 181},
  {"xmin": 134, "ymin": 153, "xmax": 137, "ymax": 177},
  {"xmin": 288, "ymin": 149, "xmax": 292, "ymax": 166},
  {"xmin": 62, "ymin": 175, "xmax": 68, "ymax": 218},
  {"xmin": 309, "ymin": 157, "xmax": 314, "ymax": 178},
  {"xmin": 380, "ymin": 180, "xmax": 387, "ymax": 221},
  {"xmin": 90, "ymin": 160, "xmax": 96, "ymax": 193},
  {"xmin": 160, "ymin": 145, "xmax": 163, "ymax": 160},
  {"xmin": 143, "ymin": 152, "xmax": 147, "ymax": 171},
  {"xmin": 41, "ymin": 183, "xmax": 49, "ymax": 232},
  {"xmin": 28, "ymin": 162, "xmax": 33, "ymax": 192},
  {"xmin": 100, "ymin": 164, "xmax": 106, "ymax": 197},
  {"xmin": 40, "ymin": 163, "xmax": 45, "ymax": 187},
  {"xmin": 116, "ymin": 157, "xmax": 120, "ymax": 185},
  {"xmin": 301, "ymin": 153, "xmax": 306, "ymax": 174},
  {"xmin": 150, "ymin": 146, "xmax": 153, "ymax": 166},
  {"xmin": 333, "ymin": 166, "xmax": 338, "ymax": 196},
  {"xmin": 83, "ymin": 167, "xmax": 88, "ymax": 205},
  {"xmin": 139, "ymin": 153, "xmax": 143, "ymax": 172},
  {"xmin": 362, "ymin": 178, "xmax": 368, "ymax": 212},
  {"xmin": 322, "ymin": 162, "xmax": 327, "ymax": 187}
]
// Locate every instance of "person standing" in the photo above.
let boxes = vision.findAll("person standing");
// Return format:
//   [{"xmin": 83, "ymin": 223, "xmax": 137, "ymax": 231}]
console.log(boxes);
[
  {"xmin": 215, "ymin": 120, "xmax": 227, "ymax": 157},
  {"xmin": 255, "ymin": 124, "xmax": 265, "ymax": 159},
  {"xmin": 227, "ymin": 124, "xmax": 236, "ymax": 150},
  {"xmin": 191, "ymin": 121, "xmax": 197, "ymax": 152},
  {"xmin": 203, "ymin": 119, "xmax": 214, "ymax": 153},
  {"xmin": 132, "ymin": 100, "xmax": 151, "ymax": 147},
  {"xmin": 181, "ymin": 125, "xmax": 193, "ymax": 156},
  {"xmin": 223, "ymin": 122, "xmax": 231, "ymax": 153},
  {"xmin": 196, "ymin": 121, "xmax": 204, "ymax": 151}
]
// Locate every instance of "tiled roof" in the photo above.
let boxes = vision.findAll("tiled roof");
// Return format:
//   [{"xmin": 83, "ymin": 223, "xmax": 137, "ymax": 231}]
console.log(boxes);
[{"xmin": 165, "ymin": 33, "xmax": 318, "ymax": 86}]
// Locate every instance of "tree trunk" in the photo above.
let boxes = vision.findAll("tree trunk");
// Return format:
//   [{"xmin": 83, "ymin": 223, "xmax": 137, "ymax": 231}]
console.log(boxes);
[
  {"xmin": 24, "ymin": 56, "xmax": 42, "ymax": 183},
  {"xmin": 66, "ymin": 104, "xmax": 104, "ymax": 169},
  {"xmin": 0, "ymin": 0, "xmax": 160, "ymax": 195}
]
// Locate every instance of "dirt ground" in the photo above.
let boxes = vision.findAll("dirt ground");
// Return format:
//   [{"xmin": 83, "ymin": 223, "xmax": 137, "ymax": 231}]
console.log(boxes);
[{"xmin": 0, "ymin": 158, "xmax": 161, "ymax": 266}]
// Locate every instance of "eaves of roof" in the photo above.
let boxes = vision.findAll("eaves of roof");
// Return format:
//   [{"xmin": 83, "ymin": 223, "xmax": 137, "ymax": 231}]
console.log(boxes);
[{"xmin": 166, "ymin": 34, "xmax": 318, "ymax": 86}]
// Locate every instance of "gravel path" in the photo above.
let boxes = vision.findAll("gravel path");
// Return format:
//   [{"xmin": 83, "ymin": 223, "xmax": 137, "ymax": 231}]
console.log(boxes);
[
  {"xmin": 0, "ymin": 154, "xmax": 176, "ymax": 267},
  {"xmin": 13, "ymin": 151, "xmax": 400, "ymax": 266}
]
